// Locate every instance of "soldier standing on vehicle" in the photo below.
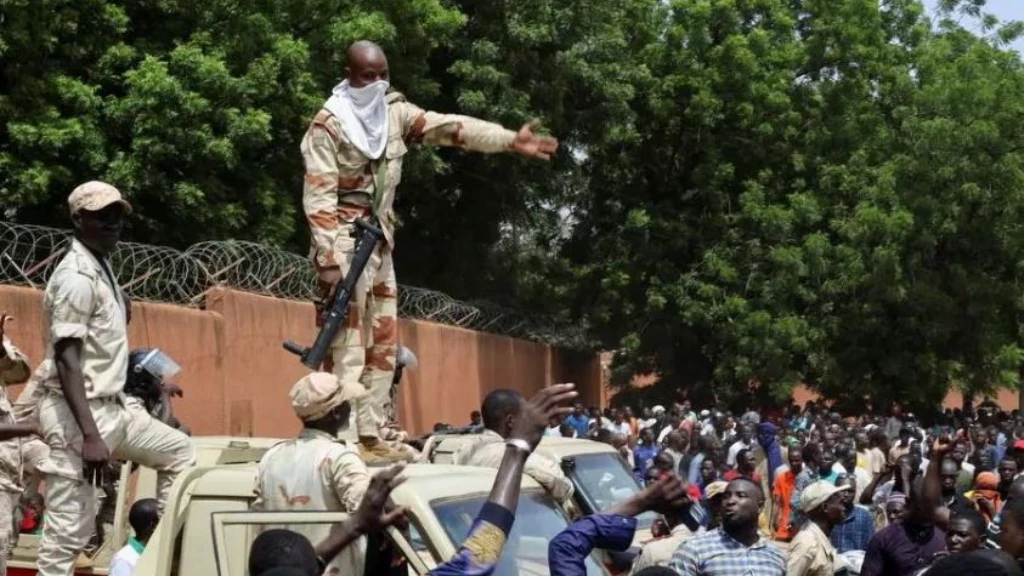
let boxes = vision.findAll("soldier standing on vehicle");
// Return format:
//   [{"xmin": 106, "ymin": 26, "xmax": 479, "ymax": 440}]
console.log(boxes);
[
  {"xmin": 454, "ymin": 388, "xmax": 574, "ymax": 503},
  {"xmin": 35, "ymin": 181, "xmax": 196, "ymax": 576},
  {"xmin": 253, "ymin": 372, "xmax": 372, "ymax": 574},
  {"xmin": 302, "ymin": 40, "xmax": 558, "ymax": 463}
]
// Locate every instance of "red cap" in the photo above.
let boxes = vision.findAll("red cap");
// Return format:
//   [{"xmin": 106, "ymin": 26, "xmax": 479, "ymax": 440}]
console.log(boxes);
[{"xmin": 1013, "ymin": 440, "xmax": 1024, "ymax": 451}]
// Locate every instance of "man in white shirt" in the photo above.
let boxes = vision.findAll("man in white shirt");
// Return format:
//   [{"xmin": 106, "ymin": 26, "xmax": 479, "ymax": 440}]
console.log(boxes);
[
  {"xmin": 726, "ymin": 423, "xmax": 756, "ymax": 468},
  {"xmin": 610, "ymin": 410, "xmax": 632, "ymax": 438},
  {"xmin": 109, "ymin": 498, "xmax": 159, "ymax": 576}
]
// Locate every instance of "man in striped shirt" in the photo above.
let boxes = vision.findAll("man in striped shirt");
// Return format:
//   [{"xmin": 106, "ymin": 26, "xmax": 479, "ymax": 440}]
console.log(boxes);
[{"xmin": 670, "ymin": 478, "xmax": 786, "ymax": 576}]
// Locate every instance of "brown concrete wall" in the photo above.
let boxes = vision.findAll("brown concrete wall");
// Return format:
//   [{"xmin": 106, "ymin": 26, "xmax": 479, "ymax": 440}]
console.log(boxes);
[{"xmin": 0, "ymin": 285, "xmax": 603, "ymax": 437}]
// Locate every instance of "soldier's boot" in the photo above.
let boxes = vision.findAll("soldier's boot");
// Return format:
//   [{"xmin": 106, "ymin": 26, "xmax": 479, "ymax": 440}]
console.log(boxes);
[{"xmin": 359, "ymin": 437, "xmax": 409, "ymax": 464}]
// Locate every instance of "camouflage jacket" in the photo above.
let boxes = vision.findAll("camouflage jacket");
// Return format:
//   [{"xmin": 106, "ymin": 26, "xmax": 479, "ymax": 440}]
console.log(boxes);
[{"xmin": 301, "ymin": 91, "xmax": 517, "ymax": 269}]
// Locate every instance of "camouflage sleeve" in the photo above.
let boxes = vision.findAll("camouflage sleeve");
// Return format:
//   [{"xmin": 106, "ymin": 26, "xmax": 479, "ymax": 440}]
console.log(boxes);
[
  {"xmin": 328, "ymin": 450, "xmax": 371, "ymax": 512},
  {"xmin": 429, "ymin": 502, "xmax": 514, "ymax": 576},
  {"xmin": 395, "ymin": 101, "xmax": 517, "ymax": 154},
  {"xmin": 0, "ymin": 336, "xmax": 31, "ymax": 386},
  {"xmin": 301, "ymin": 112, "xmax": 343, "ymax": 269}
]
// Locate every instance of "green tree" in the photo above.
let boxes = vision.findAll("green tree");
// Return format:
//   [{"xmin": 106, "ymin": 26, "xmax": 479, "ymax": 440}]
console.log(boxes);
[
  {"xmin": 1, "ymin": 0, "xmax": 463, "ymax": 246},
  {"xmin": 564, "ymin": 0, "xmax": 1024, "ymax": 413},
  {"xmin": 391, "ymin": 0, "xmax": 661, "ymax": 308}
]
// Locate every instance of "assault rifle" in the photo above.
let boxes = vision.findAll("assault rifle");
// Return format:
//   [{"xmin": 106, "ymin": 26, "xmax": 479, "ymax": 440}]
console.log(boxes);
[{"xmin": 283, "ymin": 218, "xmax": 385, "ymax": 368}]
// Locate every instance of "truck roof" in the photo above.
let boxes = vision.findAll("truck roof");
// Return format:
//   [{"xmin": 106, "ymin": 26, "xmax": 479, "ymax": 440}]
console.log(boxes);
[
  {"xmin": 394, "ymin": 462, "xmax": 543, "ymax": 496},
  {"xmin": 158, "ymin": 460, "xmax": 544, "ymax": 501},
  {"xmin": 536, "ymin": 436, "xmax": 619, "ymax": 456}
]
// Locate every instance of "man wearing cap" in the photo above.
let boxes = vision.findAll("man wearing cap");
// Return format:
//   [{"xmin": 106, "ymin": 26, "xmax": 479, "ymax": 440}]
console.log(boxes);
[
  {"xmin": 702, "ymin": 480, "xmax": 730, "ymax": 529},
  {"xmin": 253, "ymin": 372, "xmax": 372, "ymax": 574},
  {"xmin": 787, "ymin": 481, "xmax": 849, "ymax": 576},
  {"xmin": 35, "ymin": 181, "xmax": 196, "ymax": 576},
  {"xmin": 0, "ymin": 315, "xmax": 30, "ymax": 389},
  {"xmin": 829, "ymin": 474, "xmax": 875, "ymax": 553}
]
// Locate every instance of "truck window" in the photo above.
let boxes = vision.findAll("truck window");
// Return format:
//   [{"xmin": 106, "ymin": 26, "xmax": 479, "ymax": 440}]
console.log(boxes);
[
  {"xmin": 564, "ymin": 453, "xmax": 658, "ymax": 529},
  {"xmin": 431, "ymin": 489, "xmax": 604, "ymax": 576}
]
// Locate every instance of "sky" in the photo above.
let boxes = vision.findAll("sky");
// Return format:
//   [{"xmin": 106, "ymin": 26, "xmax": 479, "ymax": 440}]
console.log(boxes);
[{"xmin": 922, "ymin": 0, "xmax": 1024, "ymax": 54}]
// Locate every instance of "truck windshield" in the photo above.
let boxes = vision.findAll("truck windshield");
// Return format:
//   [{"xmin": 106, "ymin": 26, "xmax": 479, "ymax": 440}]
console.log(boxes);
[
  {"xmin": 564, "ymin": 452, "xmax": 657, "ymax": 529},
  {"xmin": 432, "ymin": 489, "xmax": 605, "ymax": 576}
]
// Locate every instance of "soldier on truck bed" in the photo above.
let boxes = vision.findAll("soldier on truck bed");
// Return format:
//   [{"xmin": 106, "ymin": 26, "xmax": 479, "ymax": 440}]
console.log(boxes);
[
  {"xmin": 301, "ymin": 40, "xmax": 558, "ymax": 463},
  {"xmin": 253, "ymin": 372, "xmax": 372, "ymax": 575}
]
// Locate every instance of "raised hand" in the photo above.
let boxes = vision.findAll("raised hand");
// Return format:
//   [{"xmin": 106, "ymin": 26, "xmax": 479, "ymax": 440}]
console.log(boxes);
[
  {"xmin": 931, "ymin": 435, "xmax": 952, "ymax": 457},
  {"xmin": 511, "ymin": 383, "xmax": 578, "ymax": 450},
  {"xmin": 354, "ymin": 464, "xmax": 409, "ymax": 534}
]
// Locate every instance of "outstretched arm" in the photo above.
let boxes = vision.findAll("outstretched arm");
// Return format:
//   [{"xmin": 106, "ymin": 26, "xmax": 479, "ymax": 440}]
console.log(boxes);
[{"xmin": 396, "ymin": 102, "xmax": 558, "ymax": 160}]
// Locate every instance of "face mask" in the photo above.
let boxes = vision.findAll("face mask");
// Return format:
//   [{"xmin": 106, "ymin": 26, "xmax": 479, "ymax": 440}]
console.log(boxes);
[{"xmin": 348, "ymin": 80, "xmax": 389, "ymax": 108}]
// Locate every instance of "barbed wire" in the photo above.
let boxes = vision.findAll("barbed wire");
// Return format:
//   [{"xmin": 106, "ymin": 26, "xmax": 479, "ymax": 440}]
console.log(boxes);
[{"xmin": 0, "ymin": 222, "xmax": 592, "ymax": 348}]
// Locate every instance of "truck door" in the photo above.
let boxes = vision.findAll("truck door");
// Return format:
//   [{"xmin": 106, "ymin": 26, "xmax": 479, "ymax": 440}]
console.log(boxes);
[{"xmin": 209, "ymin": 511, "xmax": 431, "ymax": 576}]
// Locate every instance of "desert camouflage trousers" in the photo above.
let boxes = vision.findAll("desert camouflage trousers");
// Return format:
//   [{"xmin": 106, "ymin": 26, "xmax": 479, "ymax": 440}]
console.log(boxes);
[{"xmin": 327, "ymin": 220, "xmax": 398, "ymax": 442}]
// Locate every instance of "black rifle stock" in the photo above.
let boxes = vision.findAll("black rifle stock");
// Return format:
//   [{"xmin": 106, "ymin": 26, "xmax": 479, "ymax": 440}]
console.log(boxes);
[{"xmin": 283, "ymin": 218, "xmax": 385, "ymax": 368}]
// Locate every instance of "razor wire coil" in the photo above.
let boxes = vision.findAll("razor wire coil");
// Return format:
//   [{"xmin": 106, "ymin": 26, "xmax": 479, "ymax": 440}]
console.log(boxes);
[{"xmin": 0, "ymin": 222, "xmax": 591, "ymax": 348}]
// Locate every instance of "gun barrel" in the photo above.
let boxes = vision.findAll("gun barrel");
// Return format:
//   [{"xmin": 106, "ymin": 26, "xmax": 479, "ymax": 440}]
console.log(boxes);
[{"xmin": 283, "ymin": 340, "xmax": 307, "ymax": 357}]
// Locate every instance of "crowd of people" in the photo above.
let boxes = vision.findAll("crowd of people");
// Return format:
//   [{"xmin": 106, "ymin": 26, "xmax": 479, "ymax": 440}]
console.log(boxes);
[
  {"xmin": 245, "ymin": 388, "xmax": 1024, "ymax": 576},
  {"xmin": 531, "ymin": 399, "xmax": 1024, "ymax": 576}
]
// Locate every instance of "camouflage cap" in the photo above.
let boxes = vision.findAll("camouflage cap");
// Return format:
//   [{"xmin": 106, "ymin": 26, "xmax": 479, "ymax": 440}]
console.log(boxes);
[
  {"xmin": 68, "ymin": 181, "xmax": 133, "ymax": 215},
  {"xmin": 289, "ymin": 372, "xmax": 366, "ymax": 422}
]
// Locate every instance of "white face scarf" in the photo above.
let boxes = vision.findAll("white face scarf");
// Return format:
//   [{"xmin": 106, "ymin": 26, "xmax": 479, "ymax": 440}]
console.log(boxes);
[{"xmin": 323, "ymin": 79, "xmax": 390, "ymax": 160}]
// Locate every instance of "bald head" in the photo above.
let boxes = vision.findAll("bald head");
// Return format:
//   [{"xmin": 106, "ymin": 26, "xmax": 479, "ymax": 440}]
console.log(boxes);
[{"xmin": 345, "ymin": 41, "xmax": 389, "ymax": 87}]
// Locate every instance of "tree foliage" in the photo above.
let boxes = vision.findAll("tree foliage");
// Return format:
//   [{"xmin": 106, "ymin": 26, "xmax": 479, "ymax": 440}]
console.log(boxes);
[
  {"xmin": 3, "ymin": 0, "xmax": 1024, "ymax": 411},
  {"xmin": 565, "ymin": 0, "xmax": 1024, "ymax": 413}
]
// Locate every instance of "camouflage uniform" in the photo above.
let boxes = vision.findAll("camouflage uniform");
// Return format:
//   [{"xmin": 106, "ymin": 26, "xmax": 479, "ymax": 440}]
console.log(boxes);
[
  {"xmin": 13, "ymin": 362, "xmax": 53, "ymax": 483},
  {"xmin": 0, "ymin": 337, "xmax": 31, "ymax": 574},
  {"xmin": 302, "ymin": 91, "xmax": 518, "ymax": 458},
  {"xmin": 253, "ymin": 372, "xmax": 372, "ymax": 575}
]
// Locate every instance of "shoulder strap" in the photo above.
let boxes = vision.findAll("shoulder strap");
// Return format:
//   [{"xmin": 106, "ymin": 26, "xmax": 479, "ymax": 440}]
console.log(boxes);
[{"xmin": 370, "ymin": 160, "xmax": 387, "ymax": 217}]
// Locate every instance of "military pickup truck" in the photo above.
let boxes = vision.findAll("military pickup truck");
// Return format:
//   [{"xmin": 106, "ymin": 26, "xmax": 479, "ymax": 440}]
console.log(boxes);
[{"xmin": 8, "ymin": 436, "xmax": 611, "ymax": 576}]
